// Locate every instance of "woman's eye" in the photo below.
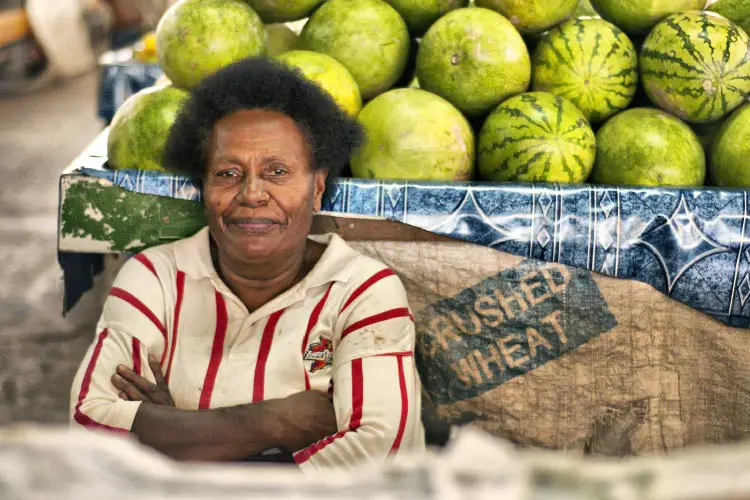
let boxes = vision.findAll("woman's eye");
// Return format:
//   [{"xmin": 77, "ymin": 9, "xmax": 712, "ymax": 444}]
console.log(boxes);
[{"xmin": 270, "ymin": 165, "xmax": 288, "ymax": 176}]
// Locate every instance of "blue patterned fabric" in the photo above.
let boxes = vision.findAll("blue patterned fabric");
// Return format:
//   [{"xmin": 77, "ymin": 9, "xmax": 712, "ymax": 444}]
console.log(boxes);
[{"xmin": 76, "ymin": 163, "xmax": 750, "ymax": 328}]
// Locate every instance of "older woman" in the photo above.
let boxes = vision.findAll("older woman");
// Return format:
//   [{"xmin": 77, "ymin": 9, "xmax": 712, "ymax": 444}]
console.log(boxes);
[{"xmin": 70, "ymin": 58, "xmax": 425, "ymax": 470}]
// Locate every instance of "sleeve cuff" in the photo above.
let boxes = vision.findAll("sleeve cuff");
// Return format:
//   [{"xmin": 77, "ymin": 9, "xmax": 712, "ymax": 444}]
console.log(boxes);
[{"xmin": 111, "ymin": 399, "xmax": 143, "ymax": 431}]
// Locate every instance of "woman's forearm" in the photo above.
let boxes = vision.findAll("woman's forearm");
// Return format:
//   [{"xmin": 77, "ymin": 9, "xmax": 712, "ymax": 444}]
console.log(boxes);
[{"xmin": 131, "ymin": 401, "xmax": 281, "ymax": 462}]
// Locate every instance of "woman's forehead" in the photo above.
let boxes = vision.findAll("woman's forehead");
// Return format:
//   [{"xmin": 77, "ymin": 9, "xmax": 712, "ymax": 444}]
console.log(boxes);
[{"xmin": 210, "ymin": 110, "xmax": 310, "ymax": 159}]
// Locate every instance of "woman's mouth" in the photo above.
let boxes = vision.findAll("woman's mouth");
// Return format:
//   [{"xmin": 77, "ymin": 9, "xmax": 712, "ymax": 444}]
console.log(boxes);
[{"xmin": 227, "ymin": 218, "xmax": 282, "ymax": 234}]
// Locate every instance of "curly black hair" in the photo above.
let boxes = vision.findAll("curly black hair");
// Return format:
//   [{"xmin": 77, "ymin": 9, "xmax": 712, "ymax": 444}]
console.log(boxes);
[{"xmin": 163, "ymin": 57, "xmax": 364, "ymax": 194}]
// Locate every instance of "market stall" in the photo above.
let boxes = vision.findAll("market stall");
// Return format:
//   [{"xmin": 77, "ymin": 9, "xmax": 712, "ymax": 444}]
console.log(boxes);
[{"xmin": 60, "ymin": 0, "xmax": 750, "ymax": 459}]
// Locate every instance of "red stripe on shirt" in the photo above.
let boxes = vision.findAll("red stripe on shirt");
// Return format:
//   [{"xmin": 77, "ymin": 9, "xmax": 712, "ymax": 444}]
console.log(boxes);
[
  {"xmin": 374, "ymin": 351, "xmax": 414, "ymax": 358},
  {"xmin": 164, "ymin": 271, "xmax": 185, "ymax": 384},
  {"xmin": 73, "ymin": 328, "xmax": 129, "ymax": 435},
  {"xmin": 340, "ymin": 269, "xmax": 395, "ymax": 313},
  {"xmin": 253, "ymin": 309, "xmax": 286, "ymax": 403},
  {"xmin": 133, "ymin": 253, "xmax": 158, "ymax": 280},
  {"xmin": 302, "ymin": 284, "xmax": 334, "ymax": 390},
  {"xmin": 131, "ymin": 337, "xmax": 141, "ymax": 376},
  {"xmin": 294, "ymin": 358, "xmax": 364, "ymax": 464},
  {"xmin": 109, "ymin": 287, "xmax": 166, "ymax": 337},
  {"xmin": 198, "ymin": 291, "xmax": 228, "ymax": 410},
  {"xmin": 341, "ymin": 307, "xmax": 412, "ymax": 340},
  {"xmin": 389, "ymin": 356, "xmax": 408, "ymax": 453}
]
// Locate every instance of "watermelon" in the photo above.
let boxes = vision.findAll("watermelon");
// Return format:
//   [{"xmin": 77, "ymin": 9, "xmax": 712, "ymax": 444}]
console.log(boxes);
[
  {"xmin": 640, "ymin": 11, "xmax": 750, "ymax": 124},
  {"xmin": 477, "ymin": 92, "xmax": 596, "ymax": 183},
  {"xmin": 275, "ymin": 50, "xmax": 362, "ymax": 116},
  {"xmin": 266, "ymin": 24, "xmax": 299, "ymax": 57},
  {"xmin": 299, "ymin": 0, "xmax": 410, "ymax": 100},
  {"xmin": 532, "ymin": 18, "xmax": 638, "ymax": 123},
  {"xmin": 590, "ymin": 0, "xmax": 706, "ymax": 35},
  {"xmin": 415, "ymin": 8, "xmax": 531, "ymax": 117},
  {"xmin": 709, "ymin": 0, "xmax": 750, "ymax": 35},
  {"xmin": 108, "ymin": 85, "xmax": 190, "ymax": 172},
  {"xmin": 591, "ymin": 108, "xmax": 705, "ymax": 187},
  {"xmin": 383, "ymin": 0, "xmax": 469, "ymax": 36},
  {"xmin": 245, "ymin": 0, "xmax": 323, "ymax": 23},
  {"xmin": 710, "ymin": 103, "xmax": 750, "ymax": 187},
  {"xmin": 351, "ymin": 88, "xmax": 475, "ymax": 181},
  {"xmin": 156, "ymin": 0, "xmax": 267, "ymax": 90},
  {"xmin": 474, "ymin": 0, "xmax": 578, "ymax": 34}
]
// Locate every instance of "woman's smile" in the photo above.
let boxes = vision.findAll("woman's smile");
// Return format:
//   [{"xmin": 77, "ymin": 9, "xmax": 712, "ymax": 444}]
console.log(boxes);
[{"xmin": 226, "ymin": 216, "xmax": 286, "ymax": 235}]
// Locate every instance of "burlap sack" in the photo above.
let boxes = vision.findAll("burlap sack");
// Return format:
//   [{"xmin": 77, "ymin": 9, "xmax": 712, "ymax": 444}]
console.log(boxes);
[{"xmin": 350, "ymin": 239, "xmax": 750, "ymax": 457}]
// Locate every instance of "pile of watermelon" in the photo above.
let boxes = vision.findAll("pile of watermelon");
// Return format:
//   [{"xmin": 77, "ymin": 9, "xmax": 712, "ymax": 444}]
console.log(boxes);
[{"xmin": 107, "ymin": 0, "xmax": 750, "ymax": 188}]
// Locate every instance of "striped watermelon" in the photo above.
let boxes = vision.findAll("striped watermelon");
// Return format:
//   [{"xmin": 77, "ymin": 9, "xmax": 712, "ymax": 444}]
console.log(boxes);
[
  {"xmin": 478, "ymin": 92, "xmax": 596, "ymax": 183},
  {"xmin": 532, "ymin": 18, "xmax": 638, "ymax": 124},
  {"xmin": 640, "ymin": 11, "xmax": 750, "ymax": 124}
]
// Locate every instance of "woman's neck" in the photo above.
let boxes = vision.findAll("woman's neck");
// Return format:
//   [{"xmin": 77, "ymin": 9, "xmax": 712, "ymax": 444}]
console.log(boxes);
[{"xmin": 211, "ymin": 241, "xmax": 319, "ymax": 313}]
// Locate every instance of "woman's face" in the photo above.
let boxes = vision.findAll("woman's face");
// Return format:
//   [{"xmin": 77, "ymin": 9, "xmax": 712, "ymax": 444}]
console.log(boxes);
[{"xmin": 203, "ymin": 109, "xmax": 327, "ymax": 265}]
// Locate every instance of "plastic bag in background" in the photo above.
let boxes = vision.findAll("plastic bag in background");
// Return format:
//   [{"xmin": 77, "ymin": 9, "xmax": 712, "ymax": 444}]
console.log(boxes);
[{"xmin": 24, "ymin": 0, "xmax": 98, "ymax": 80}]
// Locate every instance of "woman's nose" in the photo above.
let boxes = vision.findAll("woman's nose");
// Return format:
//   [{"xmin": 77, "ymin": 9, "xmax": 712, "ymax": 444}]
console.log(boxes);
[{"xmin": 238, "ymin": 176, "xmax": 269, "ymax": 205}]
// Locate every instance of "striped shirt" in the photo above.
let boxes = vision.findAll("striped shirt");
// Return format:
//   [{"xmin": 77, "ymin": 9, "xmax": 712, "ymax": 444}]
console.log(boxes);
[{"xmin": 69, "ymin": 227, "xmax": 426, "ymax": 471}]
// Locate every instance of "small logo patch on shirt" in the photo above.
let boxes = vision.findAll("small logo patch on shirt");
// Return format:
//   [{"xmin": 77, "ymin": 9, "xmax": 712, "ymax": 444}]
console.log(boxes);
[{"xmin": 304, "ymin": 336, "xmax": 333, "ymax": 373}]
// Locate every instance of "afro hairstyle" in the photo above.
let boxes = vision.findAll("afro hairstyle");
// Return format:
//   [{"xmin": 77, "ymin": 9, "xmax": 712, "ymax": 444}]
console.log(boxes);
[{"xmin": 163, "ymin": 57, "xmax": 365, "ymax": 194}]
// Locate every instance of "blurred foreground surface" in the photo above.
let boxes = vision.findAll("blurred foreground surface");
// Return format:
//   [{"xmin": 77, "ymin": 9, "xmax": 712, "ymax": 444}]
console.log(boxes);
[
  {"xmin": 0, "ymin": 71, "xmax": 109, "ymax": 425},
  {"xmin": 1, "ymin": 425, "xmax": 750, "ymax": 500}
]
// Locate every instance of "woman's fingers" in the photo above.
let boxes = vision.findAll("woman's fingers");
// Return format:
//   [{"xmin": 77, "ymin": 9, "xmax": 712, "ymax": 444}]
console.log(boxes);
[
  {"xmin": 111, "ymin": 373, "xmax": 148, "ymax": 402},
  {"xmin": 114, "ymin": 361, "xmax": 176, "ymax": 406},
  {"xmin": 148, "ymin": 355, "xmax": 171, "ymax": 394}
]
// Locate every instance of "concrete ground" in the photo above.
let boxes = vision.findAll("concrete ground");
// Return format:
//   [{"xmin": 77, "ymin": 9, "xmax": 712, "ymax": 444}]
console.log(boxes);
[{"xmin": 0, "ymin": 72, "xmax": 110, "ymax": 425}]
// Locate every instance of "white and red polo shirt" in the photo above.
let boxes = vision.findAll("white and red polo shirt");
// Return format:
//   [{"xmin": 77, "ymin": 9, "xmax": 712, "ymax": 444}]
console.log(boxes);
[{"xmin": 69, "ymin": 227, "xmax": 426, "ymax": 471}]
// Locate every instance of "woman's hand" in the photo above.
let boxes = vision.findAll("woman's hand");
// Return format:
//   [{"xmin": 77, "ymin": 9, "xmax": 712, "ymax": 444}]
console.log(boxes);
[
  {"xmin": 111, "ymin": 355, "xmax": 175, "ymax": 407},
  {"xmin": 272, "ymin": 391, "xmax": 338, "ymax": 452}
]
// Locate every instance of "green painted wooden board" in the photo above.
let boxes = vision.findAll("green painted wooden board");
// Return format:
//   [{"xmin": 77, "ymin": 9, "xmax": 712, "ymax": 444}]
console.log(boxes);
[{"xmin": 59, "ymin": 174, "xmax": 206, "ymax": 254}]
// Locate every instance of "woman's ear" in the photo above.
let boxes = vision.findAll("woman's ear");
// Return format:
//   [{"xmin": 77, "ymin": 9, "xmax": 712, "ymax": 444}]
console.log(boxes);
[{"xmin": 313, "ymin": 169, "xmax": 328, "ymax": 213}]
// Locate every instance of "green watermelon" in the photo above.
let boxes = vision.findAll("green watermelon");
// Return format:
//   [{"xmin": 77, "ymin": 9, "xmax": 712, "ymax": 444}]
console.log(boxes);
[
  {"xmin": 478, "ymin": 92, "xmax": 596, "ymax": 183},
  {"xmin": 383, "ymin": 0, "xmax": 469, "ymax": 36},
  {"xmin": 351, "ymin": 88, "xmax": 475, "ymax": 181},
  {"xmin": 275, "ymin": 50, "xmax": 362, "ymax": 116},
  {"xmin": 245, "ymin": 0, "xmax": 323, "ymax": 23},
  {"xmin": 108, "ymin": 85, "xmax": 190, "ymax": 171},
  {"xmin": 475, "ymin": 0, "xmax": 578, "ymax": 34},
  {"xmin": 415, "ymin": 8, "xmax": 531, "ymax": 117},
  {"xmin": 640, "ymin": 11, "xmax": 750, "ymax": 124},
  {"xmin": 299, "ymin": 0, "xmax": 410, "ymax": 100},
  {"xmin": 590, "ymin": 0, "xmax": 705, "ymax": 35},
  {"xmin": 709, "ymin": 0, "xmax": 750, "ymax": 35},
  {"xmin": 156, "ymin": 0, "xmax": 267, "ymax": 90},
  {"xmin": 532, "ymin": 18, "xmax": 638, "ymax": 124},
  {"xmin": 591, "ymin": 108, "xmax": 705, "ymax": 187},
  {"xmin": 710, "ymin": 103, "xmax": 750, "ymax": 187}
]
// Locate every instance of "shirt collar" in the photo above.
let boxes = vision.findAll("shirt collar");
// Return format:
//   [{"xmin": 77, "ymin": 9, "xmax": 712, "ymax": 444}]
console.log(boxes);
[{"xmin": 174, "ymin": 226, "xmax": 358, "ymax": 290}]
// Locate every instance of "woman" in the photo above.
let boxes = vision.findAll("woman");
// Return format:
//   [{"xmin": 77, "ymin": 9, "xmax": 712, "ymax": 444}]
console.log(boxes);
[{"xmin": 70, "ymin": 58, "xmax": 426, "ymax": 470}]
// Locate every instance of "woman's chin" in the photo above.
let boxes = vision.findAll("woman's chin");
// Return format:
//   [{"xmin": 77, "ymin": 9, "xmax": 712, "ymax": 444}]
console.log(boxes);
[{"xmin": 226, "ymin": 231, "xmax": 285, "ymax": 261}]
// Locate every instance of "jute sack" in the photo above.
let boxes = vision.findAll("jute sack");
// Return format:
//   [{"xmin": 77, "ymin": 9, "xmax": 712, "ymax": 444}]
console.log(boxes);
[{"xmin": 350, "ymin": 239, "xmax": 750, "ymax": 456}]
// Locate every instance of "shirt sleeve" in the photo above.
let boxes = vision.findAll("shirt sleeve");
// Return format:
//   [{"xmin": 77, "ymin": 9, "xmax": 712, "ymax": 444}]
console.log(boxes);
[
  {"xmin": 69, "ymin": 252, "xmax": 167, "ymax": 434},
  {"xmin": 292, "ymin": 267, "xmax": 426, "ymax": 471}
]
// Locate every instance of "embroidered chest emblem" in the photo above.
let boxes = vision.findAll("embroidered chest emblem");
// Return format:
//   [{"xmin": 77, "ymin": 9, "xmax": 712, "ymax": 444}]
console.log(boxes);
[{"xmin": 304, "ymin": 336, "xmax": 333, "ymax": 373}]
